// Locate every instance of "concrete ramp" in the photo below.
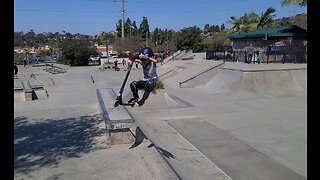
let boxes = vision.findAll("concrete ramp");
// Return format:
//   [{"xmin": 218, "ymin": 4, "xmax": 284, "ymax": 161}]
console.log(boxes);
[
  {"xmin": 163, "ymin": 60, "xmax": 224, "ymax": 88},
  {"xmin": 158, "ymin": 66, "xmax": 184, "ymax": 80},
  {"xmin": 291, "ymin": 69, "xmax": 307, "ymax": 92},
  {"xmin": 122, "ymin": 90, "xmax": 191, "ymax": 110},
  {"xmin": 199, "ymin": 68, "xmax": 307, "ymax": 99},
  {"xmin": 179, "ymin": 62, "xmax": 224, "ymax": 88}
]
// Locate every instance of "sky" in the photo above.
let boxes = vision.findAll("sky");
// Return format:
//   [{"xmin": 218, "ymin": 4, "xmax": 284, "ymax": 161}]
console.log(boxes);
[{"xmin": 14, "ymin": 0, "xmax": 307, "ymax": 36}]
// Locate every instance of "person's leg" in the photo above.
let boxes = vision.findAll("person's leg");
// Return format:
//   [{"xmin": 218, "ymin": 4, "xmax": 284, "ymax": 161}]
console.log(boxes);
[
  {"xmin": 137, "ymin": 80, "xmax": 156, "ymax": 106},
  {"xmin": 129, "ymin": 80, "xmax": 146, "ymax": 102},
  {"xmin": 248, "ymin": 54, "xmax": 252, "ymax": 63},
  {"xmin": 129, "ymin": 81, "xmax": 139, "ymax": 102}
]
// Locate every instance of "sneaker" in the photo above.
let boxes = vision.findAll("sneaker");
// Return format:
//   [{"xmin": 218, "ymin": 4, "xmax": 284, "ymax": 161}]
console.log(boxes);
[
  {"xmin": 128, "ymin": 97, "xmax": 138, "ymax": 103},
  {"xmin": 137, "ymin": 99, "xmax": 145, "ymax": 107}
]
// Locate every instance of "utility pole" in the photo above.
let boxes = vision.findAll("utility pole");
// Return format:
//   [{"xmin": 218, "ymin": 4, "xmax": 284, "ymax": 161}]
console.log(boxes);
[
  {"xmin": 106, "ymin": 37, "xmax": 109, "ymax": 63},
  {"xmin": 166, "ymin": 33, "xmax": 169, "ymax": 53},
  {"xmin": 121, "ymin": 0, "xmax": 125, "ymax": 39},
  {"xmin": 113, "ymin": 0, "xmax": 125, "ymax": 39}
]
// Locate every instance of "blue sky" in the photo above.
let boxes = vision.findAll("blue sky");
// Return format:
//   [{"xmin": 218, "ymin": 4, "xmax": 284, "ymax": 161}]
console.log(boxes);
[{"xmin": 14, "ymin": 0, "xmax": 307, "ymax": 36}]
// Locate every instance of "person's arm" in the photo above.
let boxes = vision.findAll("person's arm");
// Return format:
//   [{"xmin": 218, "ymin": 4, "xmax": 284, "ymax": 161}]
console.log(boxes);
[
  {"xmin": 127, "ymin": 52, "xmax": 141, "ymax": 65},
  {"xmin": 138, "ymin": 54, "xmax": 157, "ymax": 63},
  {"xmin": 148, "ymin": 57, "xmax": 158, "ymax": 63}
]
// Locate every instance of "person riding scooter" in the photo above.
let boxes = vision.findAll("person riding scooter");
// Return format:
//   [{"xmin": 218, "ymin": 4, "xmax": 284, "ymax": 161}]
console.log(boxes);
[{"xmin": 126, "ymin": 47, "xmax": 158, "ymax": 106}]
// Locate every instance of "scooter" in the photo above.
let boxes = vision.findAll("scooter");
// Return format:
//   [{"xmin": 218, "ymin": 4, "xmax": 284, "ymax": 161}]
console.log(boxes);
[{"xmin": 114, "ymin": 63, "xmax": 135, "ymax": 107}]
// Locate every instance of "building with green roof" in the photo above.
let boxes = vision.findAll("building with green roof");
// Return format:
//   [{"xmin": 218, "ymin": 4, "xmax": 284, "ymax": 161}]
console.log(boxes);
[
  {"xmin": 228, "ymin": 25, "xmax": 307, "ymax": 40},
  {"xmin": 228, "ymin": 25, "xmax": 307, "ymax": 63}
]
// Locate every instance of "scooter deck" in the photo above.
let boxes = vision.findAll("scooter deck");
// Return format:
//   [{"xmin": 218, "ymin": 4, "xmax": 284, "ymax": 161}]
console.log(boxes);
[
  {"xmin": 120, "ymin": 102, "xmax": 135, "ymax": 107},
  {"xmin": 114, "ymin": 98, "xmax": 135, "ymax": 107}
]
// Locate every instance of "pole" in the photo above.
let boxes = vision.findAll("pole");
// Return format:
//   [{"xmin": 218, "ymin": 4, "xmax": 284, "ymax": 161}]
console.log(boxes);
[
  {"xmin": 166, "ymin": 33, "xmax": 169, "ymax": 53},
  {"xmin": 106, "ymin": 37, "xmax": 109, "ymax": 63},
  {"xmin": 121, "ymin": 0, "xmax": 124, "ymax": 39}
]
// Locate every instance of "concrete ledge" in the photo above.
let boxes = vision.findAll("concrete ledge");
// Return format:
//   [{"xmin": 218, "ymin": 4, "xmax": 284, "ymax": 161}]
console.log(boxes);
[
  {"xmin": 96, "ymin": 88, "xmax": 136, "ymax": 145},
  {"xmin": 14, "ymin": 79, "xmax": 23, "ymax": 91},
  {"xmin": 181, "ymin": 56, "xmax": 194, "ymax": 60},
  {"xmin": 44, "ymin": 63, "xmax": 68, "ymax": 74},
  {"xmin": 22, "ymin": 80, "xmax": 37, "ymax": 101}
]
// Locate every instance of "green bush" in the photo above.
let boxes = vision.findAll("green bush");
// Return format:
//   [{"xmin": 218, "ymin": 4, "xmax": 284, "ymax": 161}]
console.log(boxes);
[
  {"xmin": 14, "ymin": 53, "xmax": 26, "ymax": 64},
  {"xmin": 152, "ymin": 79, "xmax": 165, "ymax": 95},
  {"xmin": 155, "ymin": 79, "xmax": 165, "ymax": 89},
  {"xmin": 56, "ymin": 56, "xmax": 71, "ymax": 65}
]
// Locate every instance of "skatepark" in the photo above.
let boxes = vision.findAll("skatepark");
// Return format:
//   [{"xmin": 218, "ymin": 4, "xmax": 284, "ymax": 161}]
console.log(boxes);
[{"xmin": 14, "ymin": 54, "xmax": 307, "ymax": 180}]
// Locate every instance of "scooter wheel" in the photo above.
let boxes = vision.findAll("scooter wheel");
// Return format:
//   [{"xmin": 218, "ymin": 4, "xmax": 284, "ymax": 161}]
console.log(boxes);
[{"xmin": 114, "ymin": 100, "xmax": 120, "ymax": 107}]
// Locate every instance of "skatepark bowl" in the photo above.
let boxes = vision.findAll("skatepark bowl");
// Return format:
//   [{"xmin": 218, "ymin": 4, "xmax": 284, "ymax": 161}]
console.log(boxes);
[{"xmin": 14, "ymin": 59, "xmax": 307, "ymax": 180}]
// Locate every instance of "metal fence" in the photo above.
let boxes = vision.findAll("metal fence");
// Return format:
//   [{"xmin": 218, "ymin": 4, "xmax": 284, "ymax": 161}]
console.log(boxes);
[{"xmin": 206, "ymin": 50, "xmax": 307, "ymax": 64}]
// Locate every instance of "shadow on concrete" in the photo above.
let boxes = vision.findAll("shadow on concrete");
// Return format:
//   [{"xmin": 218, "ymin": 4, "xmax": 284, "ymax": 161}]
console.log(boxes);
[
  {"xmin": 129, "ymin": 127, "xmax": 175, "ymax": 159},
  {"xmin": 14, "ymin": 114, "xmax": 106, "ymax": 175},
  {"xmin": 148, "ymin": 144, "xmax": 175, "ymax": 159},
  {"xmin": 129, "ymin": 127, "xmax": 146, "ymax": 149}
]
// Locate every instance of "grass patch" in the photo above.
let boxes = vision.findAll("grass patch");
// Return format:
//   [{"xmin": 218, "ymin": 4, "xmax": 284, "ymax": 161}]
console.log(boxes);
[{"xmin": 152, "ymin": 79, "xmax": 165, "ymax": 95}]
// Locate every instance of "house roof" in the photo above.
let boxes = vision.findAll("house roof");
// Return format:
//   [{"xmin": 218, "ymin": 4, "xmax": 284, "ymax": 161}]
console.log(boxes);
[{"xmin": 228, "ymin": 25, "xmax": 307, "ymax": 40}]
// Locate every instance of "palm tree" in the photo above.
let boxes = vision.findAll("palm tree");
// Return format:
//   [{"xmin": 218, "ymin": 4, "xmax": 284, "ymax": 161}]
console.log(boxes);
[
  {"xmin": 257, "ymin": 7, "xmax": 276, "ymax": 28},
  {"xmin": 228, "ymin": 7, "xmax": 276, "ymax": 32},
  {"xmin": 281, "ymin": 0, "xmax": 307, "ymax": 7},
  {"xmin": 227, "ymin": 16, "xmax": 242, "ymax": 32},
  {"xmin": 241, "ymin": 12, "xmax": 260, "ymax": 32}
]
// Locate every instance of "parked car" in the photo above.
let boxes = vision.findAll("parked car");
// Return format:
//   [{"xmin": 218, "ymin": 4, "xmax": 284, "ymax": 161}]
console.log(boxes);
[{"xmin": 88, "ymin": 55, "xmax": 100, "ymax": 65}]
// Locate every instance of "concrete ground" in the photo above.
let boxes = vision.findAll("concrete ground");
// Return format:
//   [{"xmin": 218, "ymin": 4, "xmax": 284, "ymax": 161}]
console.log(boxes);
[
  {"xmin": 14, "ymin": 64, "xmax": 178, "ymax": 180},
  {"xmin": 14, "ymin": 60, "xmax": 307, "ymax": 180}
]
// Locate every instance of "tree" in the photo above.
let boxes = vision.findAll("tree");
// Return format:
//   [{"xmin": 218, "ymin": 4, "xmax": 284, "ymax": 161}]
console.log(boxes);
[
  {"xmin": 227, "ymin": 16, "xmax": 242, "ymax": 32},
  {"xmin": 96, "ymin": 32, "xmax": 115, "ymax": 46},
  {"xmin": 131, "ymin": 21, "xmax": 139, "ymax": 36},
  {"xmin": 228, "ymin": 7, "xmax": 276, "ymax": 32},
  {"xmin": 116, "ymin": 18, "xmax": 139, "ymax": 38},
  {"xmin": 281, "ymin": 0, "xmax": 307, "ymax": 6},
  {"xmin": 116, "ymin": 19, "xmax": 122, "ymax": 37},
  {"xmin": 139, "ymin": 16, "xmax": 150, "ymax": 39},
  {"xmin": 239, "ymin": 12, "xmax": 261, "ymax": 32},
  {"xmin": 175, "ymin": 26, "xmax": 202, "ymax": 51},
  {"xmin": 59, "ymin": 39, "xmax": 97, "ymax": 66},
  {"xmin": 14, "ymin": 32, "xmax": 24, "ymax": 47},
  {"xmin": 24, "ymin": 30, "xmax": 36, "ymax": 47},
  {"xmin": 202, "ymin": 31, "xmax": 229, "ymax": 52},
  {"xmin": 221, "ymin": 24, "xmax": 225, "ymax": 31},
  {"xmin": 204, "ymin": 24, "xmax": 210, "ymax": 31},
  {"xmin": 124, "ymin": 18, "xmax": 132, "ymax": 36},
  {"xmin": 152, "ymin": 28, "xmax": 160, "ymax": 47},
  {"xmin": 242, "ymin": 12, "xmax": 260, "ymax": 25},
  {"xmin": 203, "ymin": 24, "xmax": 210, "ymax": 34},
  {"xmin": 257, "ymin": 7, "xmax": 276, "ymax": 28}
]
